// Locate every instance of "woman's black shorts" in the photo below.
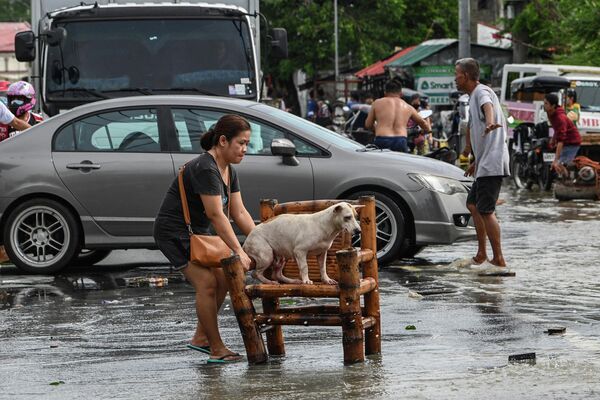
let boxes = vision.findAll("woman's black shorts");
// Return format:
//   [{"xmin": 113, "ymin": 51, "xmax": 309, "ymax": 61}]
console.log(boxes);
[
  {"xmin": 466, "ymin": 176, "xmax": 503, "ymax": 214},
  {"xmin": 155, "ymin": 233, "xmax": 190, "ymax": 271}
]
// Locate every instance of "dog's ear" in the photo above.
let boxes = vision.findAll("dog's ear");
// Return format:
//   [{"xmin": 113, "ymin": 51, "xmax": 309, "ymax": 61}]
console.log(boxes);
[
  {"xmin": 352, "ymin": 205, "xmax": 366, "ymax": 211},
  {"xmin": 334, "ymin": 204, "xmax": 343, "ymax": 213}
]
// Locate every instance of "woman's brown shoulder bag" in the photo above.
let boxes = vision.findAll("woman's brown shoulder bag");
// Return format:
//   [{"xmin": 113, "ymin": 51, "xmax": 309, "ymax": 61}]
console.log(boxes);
[{"xmin": 178, "ymin": 164, "xmax": 232, "ymax": 268}]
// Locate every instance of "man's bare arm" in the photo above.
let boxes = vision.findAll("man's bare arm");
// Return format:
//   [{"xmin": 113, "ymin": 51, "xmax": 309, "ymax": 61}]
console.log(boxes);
[
  {"xmin": 462, "ymin": 126, "xmax": 472, "ymax": 157},
  {"xmin": 482, "ymin": 103, "xmax": 501, "ymax": 134},
  {"xmin": 411, "ymin": 107, "xmax": 430, "ymax": 132},
  {"xmin": 10, "ymin": 117, "xmax": 31, "ymax": 132},
  {"xmin": 365, "ymin": 104, "xmax": 376, "ymax": 130}
]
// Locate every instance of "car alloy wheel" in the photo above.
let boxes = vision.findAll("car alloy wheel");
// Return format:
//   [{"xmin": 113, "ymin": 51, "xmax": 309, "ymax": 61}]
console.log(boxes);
[
  {"xmin": 349, "ymin": 191, "xmax": 406, "ymax": 265},
  {"xmin": 4, "ymin": 199, "xmax": 80, "ymax": 274}
]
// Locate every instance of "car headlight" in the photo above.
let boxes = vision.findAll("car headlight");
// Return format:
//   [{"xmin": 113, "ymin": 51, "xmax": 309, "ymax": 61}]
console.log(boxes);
[{"xmin": 409, "ymin": 174, "xmax": 468, "ymax": 195}]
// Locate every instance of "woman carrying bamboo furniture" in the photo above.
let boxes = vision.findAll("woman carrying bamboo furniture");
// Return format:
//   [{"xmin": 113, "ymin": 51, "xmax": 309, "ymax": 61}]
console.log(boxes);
[{"xmin": 153, "ymin": 115, "xmax": 255, "ymax": 363}]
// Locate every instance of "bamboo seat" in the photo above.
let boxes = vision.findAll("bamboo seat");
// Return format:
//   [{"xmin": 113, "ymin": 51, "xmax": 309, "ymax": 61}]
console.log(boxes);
[{"xmin": 221, "ymin": 196, "xmax": 381, "ymax": 365}]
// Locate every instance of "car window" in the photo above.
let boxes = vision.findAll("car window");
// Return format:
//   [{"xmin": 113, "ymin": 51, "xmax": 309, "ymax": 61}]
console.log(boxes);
[
  {"xmin": 171, "ymin": 108, "xmax": 322, "ymax": 156},
  {"xmin": 251, "ymin": 104, "xmax": 364, "ymax": 151},
  {"xmin": 54, "ymin": 108, "xmax": 161, "ymax": 152}
]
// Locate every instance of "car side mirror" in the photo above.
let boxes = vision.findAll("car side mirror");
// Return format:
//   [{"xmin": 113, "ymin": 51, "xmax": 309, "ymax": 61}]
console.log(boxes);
[
  {"xmin": 270, "ymin": 28, "xmax": 288, "ymax": 59},
  {"xmin": 15, "ymin": 31, "xmax": 36, "ymax": 62},
  {"xmin": 271, "ymin": 138, "xmax": 299, "ymax": 166}
]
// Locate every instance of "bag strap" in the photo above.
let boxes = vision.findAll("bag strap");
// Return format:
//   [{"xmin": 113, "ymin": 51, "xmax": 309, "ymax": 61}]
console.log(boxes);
[{"xmin": 178, "ymin": 163, "xmax": 232, "ymax": 235}]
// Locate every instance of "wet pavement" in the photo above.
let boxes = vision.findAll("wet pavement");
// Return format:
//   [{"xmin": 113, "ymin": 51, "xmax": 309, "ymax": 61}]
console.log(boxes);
[{"xmin": 1, "ymin": 186, "xmax": 600, "ymax": 399}]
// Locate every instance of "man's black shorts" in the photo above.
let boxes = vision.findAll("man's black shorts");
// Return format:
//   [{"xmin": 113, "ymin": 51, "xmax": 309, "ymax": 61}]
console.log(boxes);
[{"xmin": 466, "ymin": 176, "xmax": 503, "ymax": 214}]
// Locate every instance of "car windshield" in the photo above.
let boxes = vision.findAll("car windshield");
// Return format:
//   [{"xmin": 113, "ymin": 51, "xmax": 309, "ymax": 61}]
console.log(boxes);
[
  {"xmin": 573, "ymin": 80, "xmax": 600, "ymax": 111},
  {"xmin": 251, "ymin": 104, "xmax": 365, "ymax": 150},
  {"xmin": 46, "ymin": 18, "xmax": 255, "ymax": 100}
]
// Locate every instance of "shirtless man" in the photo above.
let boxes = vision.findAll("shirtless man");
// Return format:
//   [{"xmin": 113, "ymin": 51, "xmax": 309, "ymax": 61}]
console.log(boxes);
[{"xmin": 365, "ymin": 79, "xmax": 429, "ymax": 153}]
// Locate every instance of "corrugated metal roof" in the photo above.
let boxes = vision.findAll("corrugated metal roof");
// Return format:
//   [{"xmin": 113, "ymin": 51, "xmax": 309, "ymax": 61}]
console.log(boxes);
[
  {"xmin": 387, "ymin": 39, "xmax": 457, "ymax": 67},
  {"xmin": 355, "ymin": 46, "xmax": 416, "ymax": 78},
  {"xmin": 0, "ymin": 22, "xmax": 31, "ymax": 53}
]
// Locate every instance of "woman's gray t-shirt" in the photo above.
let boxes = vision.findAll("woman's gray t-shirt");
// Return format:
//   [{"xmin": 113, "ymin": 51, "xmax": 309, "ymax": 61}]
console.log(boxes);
[
  {"xmin": 154, "ymin": 152, "xmax": 239, "ymax": 239},
  {"xmin": 468, "ymin": 83, "xmax": 510, "ymax": 178}
]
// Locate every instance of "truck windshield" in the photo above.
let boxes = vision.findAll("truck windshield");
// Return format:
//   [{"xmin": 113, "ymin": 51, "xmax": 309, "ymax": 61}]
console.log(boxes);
[
  {"xmin": 46, "ymin": 18, "xmax": 256, "ymax": 99},
  {"xmin": 573, "ymin": 81, "xmax": 600, "ymax": 112}
]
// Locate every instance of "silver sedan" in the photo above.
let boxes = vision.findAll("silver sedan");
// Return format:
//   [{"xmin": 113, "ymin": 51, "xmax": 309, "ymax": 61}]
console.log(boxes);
[{"xmin": 0, "ymin": 95, "xmax": 475, "ymax": 273}]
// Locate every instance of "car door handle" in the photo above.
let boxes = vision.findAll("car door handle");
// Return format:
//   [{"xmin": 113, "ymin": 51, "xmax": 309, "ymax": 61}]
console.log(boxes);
[{"xmin": 66, "ymin": 162, "xmax": 101, "ymax": 170}]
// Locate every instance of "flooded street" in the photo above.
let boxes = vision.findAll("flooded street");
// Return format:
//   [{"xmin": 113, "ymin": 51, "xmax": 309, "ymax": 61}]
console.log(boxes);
[{"xmin": 1, "ymin": 185, "xmax": 599, "ymax": 399}]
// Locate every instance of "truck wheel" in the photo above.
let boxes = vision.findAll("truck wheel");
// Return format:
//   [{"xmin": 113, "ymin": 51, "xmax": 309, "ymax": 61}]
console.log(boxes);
[
  {"xmin": 348, "ymin": 191, "xmax": 407, "ymax": 266},
  {"xmin": 3, "ymin": 199, "xmax": 80, "ymax": 274}
]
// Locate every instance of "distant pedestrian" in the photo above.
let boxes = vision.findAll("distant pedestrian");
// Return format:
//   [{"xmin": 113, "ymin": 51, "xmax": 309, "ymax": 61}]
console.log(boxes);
[
  {"xmin": 544, "ymin": 92, "xmax": 581, "ymax": 177},
  {"xmin": 455, "ymin": 57, "xmax": 510, "ymax": 270},
  {"xmin": 365, "ymin": 78, "xmax": 429, "ymax": 153},
  {"xmin": 565, "ymin": 89, "xmax": 581, "ymax": 125},
  {"xmin": 306, "ymin": 89, "xmax": 317, "ymax": 121}
]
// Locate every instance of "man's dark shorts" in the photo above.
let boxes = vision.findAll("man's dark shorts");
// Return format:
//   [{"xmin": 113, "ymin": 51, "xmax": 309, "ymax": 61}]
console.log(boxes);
[
  {"xmin": 374, "ymin": 136, "xmax": 408, "ymax": 153},
  {"xmin": 466, "ymin": 176, "xmax": 503, "ymax": 214}
]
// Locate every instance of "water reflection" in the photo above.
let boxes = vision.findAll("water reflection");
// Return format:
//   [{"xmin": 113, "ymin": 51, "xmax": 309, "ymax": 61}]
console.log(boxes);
[{"xmin": 1, "ymin": 187, "xmax": 599, "ymax": 398}]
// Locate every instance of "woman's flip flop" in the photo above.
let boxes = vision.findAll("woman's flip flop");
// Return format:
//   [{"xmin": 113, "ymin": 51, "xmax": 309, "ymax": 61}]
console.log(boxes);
[
  {"xmin": 187, "ymin": 344, "xmax": 210, "ymax": 354},
  {"xmin": 206, "ymin": 353, "xmax": 243, "ymax": 364}
]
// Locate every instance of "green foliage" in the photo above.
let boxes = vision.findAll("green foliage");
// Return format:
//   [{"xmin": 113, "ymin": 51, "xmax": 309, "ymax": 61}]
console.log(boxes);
[
  {"xmin": 262, "ymin": 0, "xmax": 458, "ymax": 79},
  {"xmin": 0, "ymin": 0, "xmax": 30, "ymax": 22},
  {"xmin": 510, "ymin": 0, "xmax": 600, "ymax": 66}
]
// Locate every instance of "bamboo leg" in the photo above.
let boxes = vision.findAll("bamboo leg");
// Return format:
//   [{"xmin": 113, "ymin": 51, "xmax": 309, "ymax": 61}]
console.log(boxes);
[
  {"xmin": 337, "ymin": 248, "xmax": 364, "ymax": 364},
  {"xmin": 359, "ymin": 195, "xmax": 382, "ymax": 355},
  {"xmin": 221, "ymin": 255, "xmax": 267, "ymax": 364},
  {"xmin": 262, "ymin": 298, "xmax": 285, "ymax": 355}
]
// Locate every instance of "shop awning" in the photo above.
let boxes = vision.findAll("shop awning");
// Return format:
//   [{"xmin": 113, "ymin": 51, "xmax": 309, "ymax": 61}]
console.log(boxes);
[
  {"xmin": 355, "ymin": 46, "xmax": 415, "ymax": 78},
  {"xmin": 387, "ymin": 39, "xmax": 457, "ymax": 68}
]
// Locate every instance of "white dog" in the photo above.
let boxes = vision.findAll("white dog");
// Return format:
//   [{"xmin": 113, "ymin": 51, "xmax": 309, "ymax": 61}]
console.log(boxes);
[{"xmin": 243, "ymin": 202, "xmax": 362, "ymax": 285}]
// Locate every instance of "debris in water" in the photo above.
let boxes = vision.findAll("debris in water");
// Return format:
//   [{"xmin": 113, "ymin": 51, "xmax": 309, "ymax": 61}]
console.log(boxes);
[
  {"xmin": 408, "ymin": 290, "xmax": 423, "ymax": 299},
  {"xmin": 546, "ymin": 327, "xmax": 566, "ymax": 335},
  {"xmin": 405, "ymin": 325, "xmax": 416, "ymax": 330},
  {"xmin": 124, "ymin": 276, "xmax": 169, "ymax": 288},
  {"xmin": 508, "ymin": 352, "xmax": 536, "ymax": 364},
  {"xmin": 49, "ymin": 381, "xmax": 65, "ymax": 386}
]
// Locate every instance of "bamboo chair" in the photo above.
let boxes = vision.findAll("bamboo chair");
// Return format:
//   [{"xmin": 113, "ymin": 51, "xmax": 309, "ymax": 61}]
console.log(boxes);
[{"xmin": 221, "ymin": 196, "xmax": 381, "ymax": 365}]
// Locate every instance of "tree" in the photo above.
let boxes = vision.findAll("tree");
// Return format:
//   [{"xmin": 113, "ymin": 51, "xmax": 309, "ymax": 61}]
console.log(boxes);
[
  {"xmin": 261, "ymin": 0, "xmax": 458, "ymax": 79},
  {"xmin": 0, "ymin": 0, "xmax": 30, "ymax": 22},
  {"xmin": 509, "ymin": 0, "xmax": 600, "ymax": 66}
]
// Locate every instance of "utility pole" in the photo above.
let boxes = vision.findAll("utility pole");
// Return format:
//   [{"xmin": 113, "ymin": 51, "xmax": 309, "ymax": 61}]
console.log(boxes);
[
  {"xmin": 334, "ymin": 0, "xmax": 339, "ymax": 82},
  {"xmin": 458, "ymin": 0, "xmax": 470, "ymax": 59}
]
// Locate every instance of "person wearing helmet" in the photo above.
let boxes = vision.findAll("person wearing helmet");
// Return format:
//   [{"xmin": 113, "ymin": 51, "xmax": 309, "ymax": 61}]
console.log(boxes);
[
  {"xmin": 3, "ymin": 81, "xmax": 43, "ymax": 139},
  {"xmin": 0, "ymin": 81, "xmax": 42, "ymax": 263},
  {"xmin": 565, "ymin": 88, "xmax": 580, "ymax": 125},
  {"xmin": 0, "ymin": 101, "xmax": 31, "ymax": 141}
]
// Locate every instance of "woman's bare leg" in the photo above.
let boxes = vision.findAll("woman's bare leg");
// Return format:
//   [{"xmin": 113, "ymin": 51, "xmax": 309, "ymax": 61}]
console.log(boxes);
[
  {"xmin": 182, "ymin": 263, "xmax": 239, "ymax": 359},
  {"xmin": 189, "ymin": 267, "xmax": 229, "ymax": 347}
]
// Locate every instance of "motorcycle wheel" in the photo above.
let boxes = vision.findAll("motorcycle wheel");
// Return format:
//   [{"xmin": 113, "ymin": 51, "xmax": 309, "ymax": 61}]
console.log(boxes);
[
  {"xmin": 510, "ymin": 156, "xmax": 529, "ymax": 189},
  {"xmin": 538, "ymin": 163, "xmax": 554, "ymax": 191}
]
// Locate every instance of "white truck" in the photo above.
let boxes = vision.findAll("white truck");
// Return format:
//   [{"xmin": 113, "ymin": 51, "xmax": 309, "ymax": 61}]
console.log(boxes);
[
  {"xmin": 15, "ymin": 0, "xmax": 287, "ymax": 116},
  {"xmin": 501, "ymin": 63, "xmax": 600, "ymax": 148}
]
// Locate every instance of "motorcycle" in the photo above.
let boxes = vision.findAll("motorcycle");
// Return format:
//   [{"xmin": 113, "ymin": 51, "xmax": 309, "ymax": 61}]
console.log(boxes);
[
  {"xmin": 554, "ymin": 156, "xmax": 600, "ymax": 201},
  {"xmin": 510, "ymin": 122, "xmax": 554, "ymax": 191}
]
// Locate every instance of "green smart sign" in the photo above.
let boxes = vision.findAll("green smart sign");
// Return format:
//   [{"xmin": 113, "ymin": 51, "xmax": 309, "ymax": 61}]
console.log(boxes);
[{"xmin": 413, "ymin": 65, "xmax": 491, "ymax": 105}]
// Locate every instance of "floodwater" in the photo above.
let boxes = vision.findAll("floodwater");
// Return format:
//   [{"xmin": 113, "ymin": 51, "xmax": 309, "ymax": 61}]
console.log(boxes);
[{"xmin": 1, "ymin": 186, "xmax": 599, "ymax": 399}]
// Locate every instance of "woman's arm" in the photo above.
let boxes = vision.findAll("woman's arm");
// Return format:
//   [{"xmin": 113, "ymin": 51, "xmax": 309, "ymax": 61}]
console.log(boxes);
[
  {"xmin": 201, "ymin": 194, "xmax": 252, "ymax": 270},
  {"xmin": 230, "ymin": 191, "xmax": 255, "ymax": 236}
]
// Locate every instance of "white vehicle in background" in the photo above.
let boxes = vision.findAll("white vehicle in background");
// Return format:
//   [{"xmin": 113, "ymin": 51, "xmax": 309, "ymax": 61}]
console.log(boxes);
[
  {"xmin": 15, "ymin": 0, "xmax": 287, "ymax": 116},
  {"xmin": 501, "ymin": 63, "xmax": 600, "ymax": 158}
]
